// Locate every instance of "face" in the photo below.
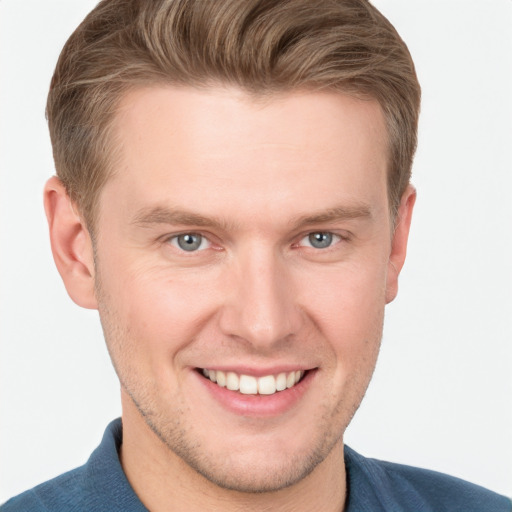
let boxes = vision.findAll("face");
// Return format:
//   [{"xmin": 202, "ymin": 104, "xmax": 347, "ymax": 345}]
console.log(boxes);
[{"xmin": 91, "ymin": 86, "xmax": 410, "ymax": 492}]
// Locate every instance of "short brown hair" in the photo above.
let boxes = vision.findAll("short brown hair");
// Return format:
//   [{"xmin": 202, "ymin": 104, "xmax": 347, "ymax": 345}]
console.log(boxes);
[{"xmin": 47, "ymin": 0, "xmax": 420, "ymax": 232}]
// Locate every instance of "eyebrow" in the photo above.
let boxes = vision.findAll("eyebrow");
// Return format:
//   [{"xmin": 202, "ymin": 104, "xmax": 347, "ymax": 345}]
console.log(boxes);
[
  {"xmin": 131, "ymin": 203, "xmax": 372, "ymax": 231},
  {"xmin": 131, "ymin": 206, "xmax": 237, "ymax": 231},
  {"xmin": 290, "ymin": 205, "xmax": 372, "ymax": 227}
]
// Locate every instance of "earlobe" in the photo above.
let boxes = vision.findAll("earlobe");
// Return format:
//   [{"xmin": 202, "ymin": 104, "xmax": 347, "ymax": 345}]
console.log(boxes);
[
  {"xmin": 385, "ymin": 185, "xmax": 416, "ymax": 304},
  {"xmin": 44, "ymin": 176, "xmax": 98, "ymax": 309}
]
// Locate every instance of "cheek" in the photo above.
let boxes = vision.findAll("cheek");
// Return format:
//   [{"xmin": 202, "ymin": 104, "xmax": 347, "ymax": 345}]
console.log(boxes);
[
  {"xmin": 297, "ymin": 257, "xmax": 387, "ymax": 403},
  {"xmin": 309, "ymin": 264, "xmax": 386, "ymax": 406},
  {"xmin": 99, "ymin": 261, "xmax": 221, "ymax": 359},
  {"xmin": 299, "ymin": 258, "xmax": 388, "ymax": 343}
]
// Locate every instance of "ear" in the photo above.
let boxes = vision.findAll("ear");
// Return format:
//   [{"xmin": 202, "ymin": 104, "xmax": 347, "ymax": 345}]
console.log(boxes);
[
  {"xmin": 44, "ymin": 176, "xmax": 98, "ymax": 309},
  {"xmin": 385, "ymin": 185, "xmax": 416, "ymax": 304}
]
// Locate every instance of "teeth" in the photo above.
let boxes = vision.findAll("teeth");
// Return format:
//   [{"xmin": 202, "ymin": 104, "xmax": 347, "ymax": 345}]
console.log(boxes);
[
  {"xmin": 276, "ymin": 372, "xmax": 287, "ymax": 391},
  {"xmin": 226, "ymin": 371, "xmax": 239, "ymax": 391},
  {"xmin": 216, "ymin": 370, "xmax": 226, "ymax": 387},
  {"xmin": 201, "ymin": 369, "xmax": 305, "ymax": 395},
  {"xmin": 258, "ymin": 375, "xmax": 276, "ymax": 395},
  {"xmin": 239, "ymin": 375, "xmax": 258, "ymax": 394}
]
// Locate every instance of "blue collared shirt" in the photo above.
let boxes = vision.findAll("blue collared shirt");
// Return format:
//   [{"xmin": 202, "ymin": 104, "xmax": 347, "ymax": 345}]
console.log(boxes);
[{"xmin": 2, "ymin": 419, "xmax": 510, "ymax": 511}]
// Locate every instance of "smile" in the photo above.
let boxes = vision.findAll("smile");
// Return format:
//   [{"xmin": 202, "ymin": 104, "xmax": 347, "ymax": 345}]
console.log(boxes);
[{"xmin": 200, "ymin": 368, "xmax": 306, "ymax": 395}]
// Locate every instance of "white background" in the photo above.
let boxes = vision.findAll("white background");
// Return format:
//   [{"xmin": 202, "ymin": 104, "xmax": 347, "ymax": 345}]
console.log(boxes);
[{"xmin": 1, "ymin": 0, "xmax": 511, "ymax": 503}]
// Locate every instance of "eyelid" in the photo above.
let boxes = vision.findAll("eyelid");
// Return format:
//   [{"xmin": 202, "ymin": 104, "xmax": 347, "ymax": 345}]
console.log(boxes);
[
  {"xmin": 160, "ymin": 229, "xmax": 348, "ymax": 252},
  {"xmin": 295, "ymin": 231, "xmax": 348, "ymax": 249},
  {"xmin": 303, "ymin": 232, "xmax": 338, "ymax": 246},
  {"xmin": 165, "ymin": 232, "xmax": 213, "ymax": 252}
]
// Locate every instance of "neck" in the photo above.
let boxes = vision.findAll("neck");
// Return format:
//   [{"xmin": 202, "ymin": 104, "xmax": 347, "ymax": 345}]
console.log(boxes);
[{"xmin": 119, "ymin": 398, "xmax": 347, "ymax": 512}]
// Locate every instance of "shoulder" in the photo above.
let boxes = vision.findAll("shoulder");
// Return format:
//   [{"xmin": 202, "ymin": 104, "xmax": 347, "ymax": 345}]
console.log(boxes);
[
  {"xmin": 0, "ymin": 466, "xmax": 87, "ymax": 512},
  {"xmin": 1, "ymin": 419, "xmax": 146, "ymax": 512},
  {"xmin": 1, "ymin": 461, "xmax": 144, "ymax": 512},
  {"xmin": 344, "ymin": 445, "xmax": 512, "ymax": 512}
]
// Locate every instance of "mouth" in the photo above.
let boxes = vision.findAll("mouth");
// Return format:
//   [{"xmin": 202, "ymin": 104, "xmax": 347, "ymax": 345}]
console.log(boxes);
[{"xmin": 198, "ymin": 368, "xmax": 307, "ymax": 396}]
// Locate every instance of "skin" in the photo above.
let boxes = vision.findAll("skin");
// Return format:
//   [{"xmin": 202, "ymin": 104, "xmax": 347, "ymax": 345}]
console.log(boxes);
[{"xmin": 45, "ymin": 86, "xmax": 415, "ymax": 512}]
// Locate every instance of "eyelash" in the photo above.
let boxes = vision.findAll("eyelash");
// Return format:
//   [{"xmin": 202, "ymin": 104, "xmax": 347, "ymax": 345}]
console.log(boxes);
[
  {"xmin": 164, "ymin": 231, "xmax": 347, "ymax": 254},
  {"xmin": 167, "ymin": 233, "xmax": 212, "ymax": 252},
  {"xmin": 296, "ymin": 232, "xmax": 343, "ymax": 250}
]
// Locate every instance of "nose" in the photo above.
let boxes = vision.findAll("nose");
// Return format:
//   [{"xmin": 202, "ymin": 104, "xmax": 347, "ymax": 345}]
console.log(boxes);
[{"xmin": 218, "ymin": 245, "xmax": 302, "ymax": 350}]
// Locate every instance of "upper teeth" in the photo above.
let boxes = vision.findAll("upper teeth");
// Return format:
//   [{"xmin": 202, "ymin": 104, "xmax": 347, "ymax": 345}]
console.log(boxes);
[{"xmin": 202, "ymin": 369, "xmax": 304, "ymax": 395}]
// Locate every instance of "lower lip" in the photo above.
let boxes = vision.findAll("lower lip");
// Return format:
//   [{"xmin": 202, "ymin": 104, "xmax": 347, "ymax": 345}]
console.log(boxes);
[{"xmin": 195, "ymin": 369, "xmax": 316, "ymax": 418}]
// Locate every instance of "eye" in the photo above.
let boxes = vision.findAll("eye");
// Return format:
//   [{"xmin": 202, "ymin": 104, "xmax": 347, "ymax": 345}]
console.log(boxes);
[
  {"xmin": 300, "ymin": 232, "xmax": 341, "ymax": 249},
  {"xmin": 169, "ymin": 233, "xmax": 210, "ymax": 252}
]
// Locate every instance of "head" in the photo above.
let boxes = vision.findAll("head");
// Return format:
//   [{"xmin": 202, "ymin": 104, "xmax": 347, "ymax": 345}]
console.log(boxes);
[
  {"xmin": 47, "ymin": 0, "xmax": 420, "ymax": 234},
  {"xmin": 44, "ymin": 0, "xmax": 420, "ymax": 500}
]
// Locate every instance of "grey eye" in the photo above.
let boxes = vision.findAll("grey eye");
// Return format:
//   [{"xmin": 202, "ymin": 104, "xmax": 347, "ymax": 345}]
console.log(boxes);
[
  {"xmin": 172, "ymin": 233, "xmax": 208, "ymax": 252},
  {"xmin": 307, "ymin": 232, "xmax": 334, "ymax": 249}
]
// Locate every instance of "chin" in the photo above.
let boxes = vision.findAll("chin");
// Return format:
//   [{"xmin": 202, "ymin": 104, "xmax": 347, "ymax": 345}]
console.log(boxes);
[
  {"xmin": 169, "ymin": 441, "xmax": 332, "ymax": 494},
  {"xmin": 141, "ymin": 405, "xmax": 346, "ymax": 495}
]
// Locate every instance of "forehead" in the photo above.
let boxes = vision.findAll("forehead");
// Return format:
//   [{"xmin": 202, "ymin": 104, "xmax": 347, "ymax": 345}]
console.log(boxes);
[
  {"xmin": 113, "ymin": 85, "xmax": 387, "ymax": 158},
  {"xmin": 101, "ymin": 85, "xmax": 389, "ymax": 228}
]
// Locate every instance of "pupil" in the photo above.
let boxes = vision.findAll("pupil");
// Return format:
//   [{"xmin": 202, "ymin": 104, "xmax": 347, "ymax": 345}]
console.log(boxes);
[
  {"xmin": 178, "ymin": 233, "xmax": 201, "ymax": 251},
  {"xmin": 309, "ymin": 232, "xmax": 332, "ymax": 249}
]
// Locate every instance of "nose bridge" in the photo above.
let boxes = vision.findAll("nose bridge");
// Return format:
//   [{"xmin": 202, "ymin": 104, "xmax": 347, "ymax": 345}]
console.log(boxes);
[{"xmin": 220, "ymin": 243, "xmax": 299, "ymax": 348}]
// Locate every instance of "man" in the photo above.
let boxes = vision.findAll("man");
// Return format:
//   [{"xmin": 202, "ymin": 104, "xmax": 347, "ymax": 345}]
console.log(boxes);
[{"xmin": 1, "ymin": 0, "xmax": 510, "ymax": 510}]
